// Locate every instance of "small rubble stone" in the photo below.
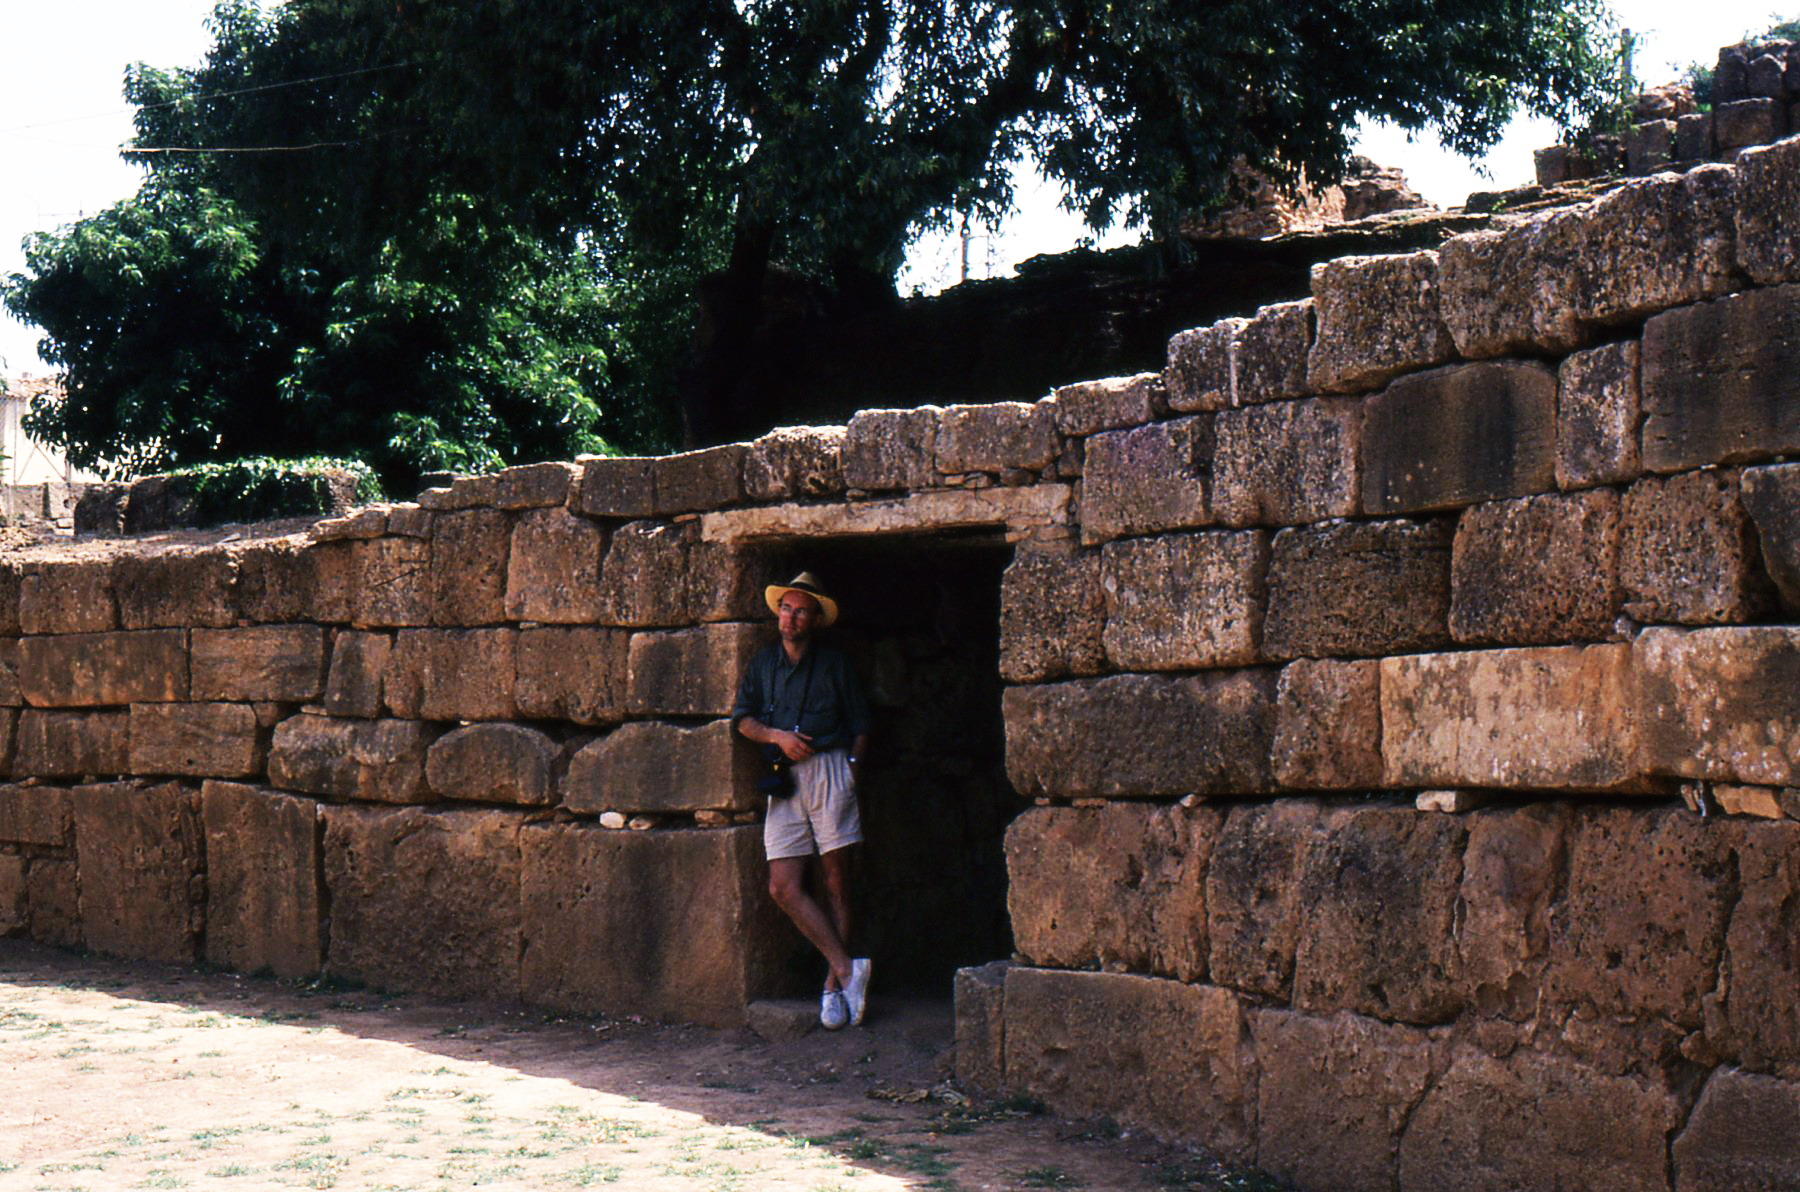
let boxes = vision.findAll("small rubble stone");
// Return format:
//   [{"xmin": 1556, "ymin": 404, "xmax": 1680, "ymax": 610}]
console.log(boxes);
[
  {"xmin": 1306, "ymin": 251, "xmax": 1456, "ymax": 394},
  {"xmin": 1620, "ymin": 469, "xmax": 1772, "ymax": 625},
  {"xmin": 1637, "ymin": 627, "xmax": 1800, "ymax": 786},
  {"xmin": 127, "ymin": 702, "xmax": 262, "ymax": 777},
  {"xmin": 72, "ymin": 781, "xmax": 204, "ymax": 964},
  {"xmin": 1271, "ymin": 658, "xmax": 1382, "ymax": 789},
  {"xmin": 1164, "ymin": 318, "xmax": 1244, "ymax": 412},
  {"xmin": 1211, "ymin": 397, "xmax": 1360, "ymax": 527},
  {"xmin": 626, "ymin": 622, "xmax": 768, "ymax": 717},
  {"xmin": 383, "ymin": 629, "xmax": 517, "ymax": 721},
  {"xmin": 1741, "ymin": 463, "xmax": 1800, "ymax": 612},
  {"xmin": 998, "ymin": 546, "xmax": 1106, "ymax": 683},
  {"xmin": 15, "ymin": 710, "xmax": 128, "ymax": 778},
  {"xmin": 425, "ymin": 723, "xmax": 559, "ymax": 805},
  {"xmin": 1099, "ymin": 531, "xmax": 1266, "ymax": 671},
  {"xmin": 1079, "ymin": 416, "xmax": 1212, "ymax": 544},
  {"xmin": 514, "ymin": 627, "xmax": 629, "ymax": 725},
  {"xmin": 268, "ymin": 713, "xmax": 436, "ymax": 803},
  {"xmin": 428, "ymin": 509, "xmax": 512, "ymax": 626},
  {"xmin": 323, "ymin": 630, "xmax": 389, "ymax": 718},
  {"xmin": 1232, "ymin": 299, "xmax": 1313, "ymax": 405},
  {"xmin": 19, "ymin": 629, "xmax": 189, "ymax": 707},
  {"xmin": 201, "ymin": 781, "xmax": 323, "ymax": 979},
  {"xmin": 1263, "ymin": 518, "xmax": 1454, "ymax": 659},
  {"xmin": 1556, "ymin": 341, "xmax": 1641, "ymax": 490},
  {"xmin": 1362, "ymin": 361, "xmax": 1556, "ymax": 514},
  {"xmin": 190, "ymin": 625, "xmax": 327, "ymax": 702},
  {"xmin": 1713, "ymin": 784, "xmax": 1787, "ymax": 817},
  {"xmin": 934, "ymin": 402, "xmax": 1058, "ymax": 475},
  {"xmin": 1736, "ymin": 136, "xmax": 1800, "ymax": 285},
  {"xmin": 842, "ymin": 407, "xmax": 941, "ymax": 491},
  {"xmin": 1449, "ymin": 489, "xmax": 1622, "ymax": 645},
  {"xmin": 1049, "ymin": 374, "xmax": 1166, "ymax": 435},
  {"xmin": 743, "ymin": 426, "xmax": 846, "ymax": 501}
]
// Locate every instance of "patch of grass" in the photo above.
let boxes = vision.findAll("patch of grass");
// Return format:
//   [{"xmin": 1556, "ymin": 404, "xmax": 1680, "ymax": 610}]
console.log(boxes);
[
  {"xmin": 1018, "ymin": 1166, "xmax": 1082, "ymax": 1189},
  {"xmin": 205, "ymin": 1165, "xmax": 252, "ymax": 1178},
  {"xmin": 555, "ymin": 1163, "xmax": 622, "ymax": 1186},
  {"xmin": 136, "ymin": 1171, "xmax": 186, "ymax": 1189}
]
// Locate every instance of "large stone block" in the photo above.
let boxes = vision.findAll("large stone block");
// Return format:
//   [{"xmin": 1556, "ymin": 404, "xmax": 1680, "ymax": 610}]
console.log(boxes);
[
  {"xmin": 19, "ymin": 629, "xmax": 188, "ymax": 708},
  {"xmin": 323, "ymin": 805, "xmax": 521, "ymax": 1000},
  {"xmin": 323, "ymin": 630, "xmax": 389, "ymax": 718},
  {"xmin": 190, "ymin": 625, "xmax": 327, "ymax": 702},
  {"xmin": 1271, "ymin": 658, "xmax": 1382, "ymax": 789},
  {"xmin": 1397, "ymin": 1049, "xmax": 1682, "ymax": 1192},
  {"xmin": 268, "ymin": 713, "xmax": 436, "ymax": 803},
  {"xmin": 1716, "ymin": 96, "xmax": 1787, "ymax": 149},
  {"xmin": 1232, "ymin": 299, "xmax": 1312, "ymax": 405},
  {"xmin": 1715, "ymin": 820, "xmax": 1800, "ymax": 1066},
  {"xmin": 998, "ymin": 546, "xmax": 1106, "ymax": 683},
  {"xmin": 520, "ymin": 822, "xmax": 785, "ymax": 1026},
  {"xmin": 572, "ymin": 455, "xmax": 656, "ymax": 517},
  {"xmin": 114, "ymin": 548, "xmax": 238, "ymax": 629},
  {"xmin": 1078, "ymin": 416, "xmax": 1212, "ymax": 544},
  {"xmin": 1736, "ymin": 135, "xmax": 1800, "ymax": 285},
  {"xmin": 1049, "ymin": 373, "xmax": 1166, "ymax": 436},
  {"xmin": 1001, "ymin": 968, "xmax": 1255, "ymax": 1159},
  {"xmin": 20, "ymin": 559, "xmax": 116, "ymax": 635},
  {"xmin": 514, "ymin": 627, "xmax": 629, "ymax": 725},
  {"xmin": 1005, "ymin": 804, "xmax": 1221, "ymax": 982},
  {"xmin": 1003, "ymin": 671, "xmax": 1276, "ymax": 798},
  {"xmin": 428, "ymin": 509, "xmax": 511, "ymax": 626},
  {"xmin": 426, "ymin": 722, "xmax": 559, "ymax": 805},
  {"xmin": 1307, "ymin": 250, "xmax": 1456, "ymax": 394},
  {"xmin": 953, "ymin": 961, "xmax": 1009, "ymax": 1097},
  {"xmin": 491, "ymin": 460, "xmax": 579, "ymax": 509},
  {"xmin": 200, "ymin": 781, "xmax": 323, "ymax": 979},
  {"xmin": 626, "ymin": 622, "xmax": 767, "ymax": 717},
  {"xmin": 233, "ymin": 535, "xmax": 349, "ymax": 624},
  {"xmin": 1211, "ymin": 398, "xmax": 1360, "ymax": 527},
  {"xmin": 1556, "ymin": 340, "xmax": 1642, "ymax": 490},
  {"xmin": 597, "ymin": 520, "xmax": 691, "ymax": 626},
  {"xmin": 0, "ymin": 562, "xmax": 21, "ymax": 638},
  {"xmin": 383, "ymin": 629, "xmax": 517, "ymax": 721},
  {"xmin": 503, "ymin": 507, "xmax": 606, "ymax": 624},
  {"xmin": 1637, "ymin": 627, "xmax": 1800, "ymax": 785},
  {"xmin": 1621, "ymin": 469, "xmax": 1772, "ymax": 624},
  {"xmin": 1449, "ymin": 489, "xmax": 1621, "ymax": 645},
  {"xmin": 1742, "ymin": 463, "xmax": 1800, "ymax": 613},
  {"xmin": 688, "ymin": 540, "xmax": 784, "ymax": 624},
  {"xmin": 350, "ymin": 536, "xmax": 432, "ymax": 628},
  {"xmin": 1457, "ymin": 804, "xmax": 1570, "ymax": 1017},
  {"xmin": 16, "ymin": 710, "xmax": 129, "ymax": 778},
  {"xmin": 653, "ymin": 444, "xmax": 748, "ymax": 513},
  {"xmin": 1381, "ymin": 644, "xmax": 1646, "ymax": 791},
  {"xmin": 128, "ymin": 702, "xmax": 262, "ymax": 777},
  {"xmin": 0, "ymin": 784, "xmax": 73, "ymax": 846},
  {"xmin": 1362, "ymin": 361, "xmax": 1557, "ymax": 514},
  {"xmin": 1250, "ymin": 1010, "xmax": 1434, "ymax": 1192},
  {"xmin": 1291, "ymin": 806, "xmax": 1467, "ymax": 1023},
  {"xmin": 72, "ymin": 781, "xmax": 203, "ymax": 964},
  {"xmin": 0, "ymin": 854, "xmax": 22, "ymax": 936},
  {"xmin": 1263, "ymin": 518, "xmax": 1454, "ymax": 659},
  {"xmin": 1674, "ymin": 1069, "xmax": 1800, "ymax": 1191},
  {"xmin": 562, "ymin": 719, "xmax": 757, "ymax": 814},
  {"xmin": 0, "ymin": 640, "xmax": 19, "ymax": 707},
  {"xmin": 843, "ymin": 406, "xmax": 941, "ymax": 491},
  {"xmin": 26, "ymin": 857, "xmax": 79, "ymax": 948},
  {"xmin": 1438, "ymin": 208, "xmax": 1586, "ymax": 358},
  {"xmin": 935, "ymin": 401, "xmax": 1058, "ymax": 474},
  {"xmin": 1099, "ymin": 531, "xmax": 1265, "ymax": 670},
  {"xmin": 1164, "ymin": 317, "xmax": 1243, "ymax": 412},
  {"xmin": 743, "ymin": 425, "xmax": 846, "ymax": 501},
  {"xmin": 1642, "ymin": 285, "xmax": 1800, "ymax": 473}
]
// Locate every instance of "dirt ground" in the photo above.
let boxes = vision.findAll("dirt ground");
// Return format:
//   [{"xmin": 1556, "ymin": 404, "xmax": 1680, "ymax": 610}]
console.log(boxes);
[{"xmin": 0, "ymin": 941, "xmax": 1274, "ymax": 1192}]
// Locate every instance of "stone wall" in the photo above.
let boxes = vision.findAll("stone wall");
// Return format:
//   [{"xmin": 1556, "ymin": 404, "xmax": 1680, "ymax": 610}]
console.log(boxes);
[{"xmin": 7, "ymin": 132, "xmax": 1800, "ymax": 1190}]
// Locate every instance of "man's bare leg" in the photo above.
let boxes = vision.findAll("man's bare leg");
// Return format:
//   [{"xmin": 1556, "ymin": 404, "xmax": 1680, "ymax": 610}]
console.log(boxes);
[
  {"xmin": 818, "ymin": 846, "xmax": 855, "ymax": 981},
  {"xmin": 768, "ymin": 856, "xmax": 852, "ymax": 990}
]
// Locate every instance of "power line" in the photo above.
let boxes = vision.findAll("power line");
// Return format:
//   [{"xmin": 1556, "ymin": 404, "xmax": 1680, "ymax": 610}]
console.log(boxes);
[{"xmin": 129, "ymin": 136, "xmax": 389, "ymax": 155}]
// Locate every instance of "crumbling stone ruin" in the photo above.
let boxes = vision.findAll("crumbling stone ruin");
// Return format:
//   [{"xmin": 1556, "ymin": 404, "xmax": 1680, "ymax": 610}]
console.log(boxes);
[{"xmin": 8, "ymin": 110, "xmax": 1800, "ymax": 1192}]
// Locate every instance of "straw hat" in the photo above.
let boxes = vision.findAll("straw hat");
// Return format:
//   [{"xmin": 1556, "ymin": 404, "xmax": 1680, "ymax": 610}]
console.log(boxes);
[{"xmin": 765, "ymin": 571, "xmax": 839, "ymax": 626}]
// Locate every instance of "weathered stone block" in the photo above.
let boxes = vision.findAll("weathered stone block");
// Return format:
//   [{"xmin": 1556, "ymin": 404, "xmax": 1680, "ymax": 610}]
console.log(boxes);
[
  {"xmin": 268, "ymin": 713, "xmax": 436, "ymax": 803},
  {"xmin": 323, "ymin": 630, "xmax": 389, "ymax": 718},
  {"xmin": 233, "ymin": 535, "xmax": 348, "ymax": 624},
  {"xmin": 563, "ymin": 719, "xmax": 757, "ymax": 814},
  {"xmin": 653, "ymin": 443, "xmax": 747, "ymax": 513},
  {"xmin": 324, "ymin": 805, "xmax": 520, "ymax": 1000},
  {"xmin": 1621, "ymin": 469, "xmax": 1772, "ymax": 624},
  {"xmin": 1398, "ymin": 1049, "xmax": 1681, "ymax": 1192},
  {"xmin": 1713, "ymin": 820, "xmax": 1800, "ymax": 1065},
  {"xmin": 1049, "ymin": 373, "xmax": 1166, "ymax": 436},
  {"xmin": 383, "ymin": 629, "xmax": 517, "ymax": 721},
  {"xmin": 16, "ymin": 710, "xmax": 129, "ymax": 778},
  {"xmin": 1164, "ymin": 318, "xmax": 1244, "ymax": 412},
  {"xmin": 19, "ymin": 629, "xmax": 188, "ymax": 708},
  {"xmin": 1438, "ymin": 208, "xmax": 1586, "ymax": 357},
  {"xmin": 1291, "ymin": 806, "xmax": 1467, "ymax": 1023},
  {"xmin": 503, "ymin": 507, "xmax": 606, "ymax": 624},
  {"xmin": 0, "ymin": 563, "xmax": 21, "ymax": 639},
  {"xmin": 428, "ymin": 509, "xmax": 511, "ymax": 626},
  {"xmin": 1625, "ymin": 118, "xmax": 1673, "ymax": 173},
  {"xmin": 1002, "ymin": 968, "xmax": 1255, "ymax": 1159},
  {"xmin": 1676, "ymin": 110, "xmax": 1715, "ymax": 160},
  {"xmin": 953, "ymin": 961, "xmax": 1009, "ymax": 1097},
  {"xmin": 1271, "ymin": 658, "xmax": 1382, "ymax": 788},
  {"xmin": 0, "ymin": 853, "xmax": 22, "ymax": 936},
  {"xmin": 426, "ymin": 722, "xmax": 559, "ymax": 805},
  {"xmin": 1557, "ymin": 340, "xmax": 1642, "ymax": 490},
  {"xmin": 572, "ymin": 455, "xmax": 657, "ymax": 517},
  {"xmin": 1743, "ymin": 463, "xmax": 1800, "ymax": 613},
  {"xmin": 1737, "ymin": 136, "xmax": 1800, "ymax": 285},
  {"xmin": 26, "ymin": 856, "xmax": 79, "ymax": 948},
  {"xmin": 598, "ymin": 521, "xmax": 691, "ymax": 626},
  {"xmin": 72, "ymin": 781, "xmax": 203, "ymax": 964},
  {"xmin": 934, "ymin": 402, "xmax": 1058, "ymax": 475},
  {"xmin": 626, "ymin": 623, "xmax": 767, "ymax": 717},
  {"xmin": 1003, "ymin": 671, "xmax": 1275, "ymax": 798},
  {"xmin": 1078, "ymin": 416, "xmax": 1212, "ymax": 545},
  {"xmin": 491, "ymin": 460, "xmax": 579, "ymax": 509},
  {"xmin": 998, "ymin": 546, "xmax": 1106, "ymax": 683},
  {"xmin": 1674, "ymin": 1069, "xmax": 1800, "ymax": 1191},
  {"xmin": 1716, "ymin": 97, "xmax": 1786, "ymax": 149},
  {"xmin": 350, "ymin": 536, "xmax": 432, "ymax": 628},
  {"xmin": 1381, "ymin": 644, "xmax": 1645, "ymax": 791},
  {"xmin": 0, "ymin": 784, "xmax": 72, "ymax": 846},
  {"xmin": 20, "ymin": 560, "xmax": 116, "ymax": 635},
  {"xmin": 1642, "ymin": 285, "xmax": 1800, "ymax": 472},
  {"xmin": 743, "ymin": 426, "xmax": 846, "ymax": 501},
  {"xmin": 688, "ymin": 540, "xmax": 785, "ymax": 624},
  {"xmin": 1449, "ymin": 489, "xmax": 1621, "ymax": 645},
  {"xmin": 0, "ymin": 640, "xmax": 19, "ymax": 707},
  {"xmin": 1099, "ymin": 531, "xmax": 1266, "ymax": 670},
  {"xmin": 514, "ymin": 627, "xmax": 629, "ymax": 725},
  {"xmin": 843, "ymin": 406, "xmax": 941, "ymax": 491},
  {"xmin": 1211, "ymin": 397, "xmax": 1360, "ymax": 527},
  {"xmin": 1005, "ymin": 804, "xmax": 1221, "ymax": 982},
  {"xmin": 1637, "ymin": 627, "xmax": 1800, "ymax": 785},
  {"xmin": 1307, "ymin": 251, "xmax": 1456, "ymax": 394},
  {"xmin": 128, "ymin": 702, "xmax": 261, "ymax": 777},
  {"xmin": 190, "ymin": 625, "xmax": 326, "ymax": 702},
  {"xmin": 520, "ymin": 822, "xmax": 785, "ymax": 1026},
  {"xmin": 1232, "ymin": 299, "xmax": 1312, "ymax": 405},
  {"xmin": 1457, "ymin": 804, "xmax": 1570, "ymax": 1016},
  {"xmin": 1362, "ymin": 361, "xmax": 1557, "ymax": 514},
  {"xmin": 1206, "ymin": 801, "xmax": 1331, "ymax": 997},
  {"xmin": 1250, "ymin": 1010, "xmax": 1434, "ymax": 1192},
  {"xmin": 201, "ymin": 781, "xmax": 323, "ymax": 979},
  {"xmin": 114, "ymin": 548, "xmax": 238, "ymax": 629},
  {"xmin": 1263, "ymin": 518, "xmax": 1453, "ymax": 659}
]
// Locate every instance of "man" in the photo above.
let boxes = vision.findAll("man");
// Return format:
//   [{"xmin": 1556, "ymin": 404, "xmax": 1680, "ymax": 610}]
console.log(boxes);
[{"xmin": 731, "ymin": 571, "xmax": 873, "ymax": 1030}]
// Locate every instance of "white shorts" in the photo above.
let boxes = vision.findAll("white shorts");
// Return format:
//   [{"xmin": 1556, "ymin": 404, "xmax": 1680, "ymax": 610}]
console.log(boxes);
[{"xmin": 764, "ymin": 749, "xmax": 862, "ymax": 861}]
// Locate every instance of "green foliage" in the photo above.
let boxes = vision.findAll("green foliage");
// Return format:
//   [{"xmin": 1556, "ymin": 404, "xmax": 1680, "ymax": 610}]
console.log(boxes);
[{"xmin": 162, "ymin": 455, "xmax": 382, "ymax": 527}]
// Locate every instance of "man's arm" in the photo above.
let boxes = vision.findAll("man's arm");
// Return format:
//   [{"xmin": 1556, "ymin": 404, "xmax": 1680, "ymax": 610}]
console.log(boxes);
[{"xmin": 737, "ymin": 715, "xmax": 817, "ymax": 762}]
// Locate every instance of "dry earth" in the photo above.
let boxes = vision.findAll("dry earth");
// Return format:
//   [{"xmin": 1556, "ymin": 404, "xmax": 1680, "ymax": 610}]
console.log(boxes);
[{"xmin": 0, "ymin": 942, "xmax": 1275, "ymax": 1192}]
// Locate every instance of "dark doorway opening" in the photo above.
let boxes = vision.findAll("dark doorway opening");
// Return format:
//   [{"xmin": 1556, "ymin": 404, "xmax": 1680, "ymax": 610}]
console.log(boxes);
[{"xmin": 798, "ymin": 533, "xmax": 1018, "ymax": 994}]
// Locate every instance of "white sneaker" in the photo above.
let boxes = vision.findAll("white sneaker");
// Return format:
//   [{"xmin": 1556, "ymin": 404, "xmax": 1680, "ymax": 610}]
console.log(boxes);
[
  {"xmin": 820, "ymin": 990, "xmax": 848, "ymax": 1030},
  {"xmin": 844, "ymin": 958, "xmax": 872, "ymax": 1026}
]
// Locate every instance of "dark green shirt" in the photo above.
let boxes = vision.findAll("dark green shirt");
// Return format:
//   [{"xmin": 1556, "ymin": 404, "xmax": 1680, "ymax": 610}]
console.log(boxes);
[{"xmin": 731, "ymin": 642, "xmax": 871, "ymax": 752}]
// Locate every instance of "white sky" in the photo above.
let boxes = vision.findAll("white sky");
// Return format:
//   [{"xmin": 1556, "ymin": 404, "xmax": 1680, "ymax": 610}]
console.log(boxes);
[{"xmin": 0, "ymin": 0, "xmax": 1790, "ymax": 373}]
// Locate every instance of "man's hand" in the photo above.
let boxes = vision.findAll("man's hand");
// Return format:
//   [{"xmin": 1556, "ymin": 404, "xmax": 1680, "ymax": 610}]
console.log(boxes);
[{"xmin": 776, "ymin": 730, "xmax": 816, "ymax": 763}]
